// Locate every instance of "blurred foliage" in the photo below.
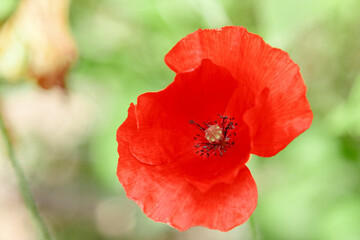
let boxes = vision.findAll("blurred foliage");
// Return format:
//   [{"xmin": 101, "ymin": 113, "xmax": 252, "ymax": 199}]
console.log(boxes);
[
  {"xmin": 0, "ymin": 0, "xmax": 360, "ymax": 239},
  {"xmin": 0, "ymin": 0, "xmax": 19, "ymax": 23}
]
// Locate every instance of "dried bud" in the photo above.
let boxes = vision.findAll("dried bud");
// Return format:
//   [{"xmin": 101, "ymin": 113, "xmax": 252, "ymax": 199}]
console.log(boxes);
[{"xmin": 0, "ymin": 0, "xmax": 77, "ymax": 89}]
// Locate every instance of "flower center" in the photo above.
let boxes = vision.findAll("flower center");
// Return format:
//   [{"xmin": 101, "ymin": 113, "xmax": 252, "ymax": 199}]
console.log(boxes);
[
  {"xmin": 205, "ymin": 124, "xmax": 222, "ymax": 143},
  {"xmin": 189, "ymin": 115, "xmax": 237, "ymax": 157}
]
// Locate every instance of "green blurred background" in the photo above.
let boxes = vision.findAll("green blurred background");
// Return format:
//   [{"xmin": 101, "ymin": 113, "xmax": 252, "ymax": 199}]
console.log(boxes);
[{"xmin": 0, "ymin": 0, "xmax": 359, "ymax": 239}]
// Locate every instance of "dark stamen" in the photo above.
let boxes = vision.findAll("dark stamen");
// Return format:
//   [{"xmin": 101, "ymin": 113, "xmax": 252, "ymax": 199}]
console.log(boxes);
[{"xmin": 189, "ymin": 115, "xmax": 237, "ymax": 158}]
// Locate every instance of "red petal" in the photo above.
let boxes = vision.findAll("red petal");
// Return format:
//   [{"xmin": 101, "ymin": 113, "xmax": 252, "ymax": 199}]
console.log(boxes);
[
  {"xmin": 116, "ymin": 103, "xmax": 137, "ymax": 143},
  {"xmin": 135, "ymin": 59, "xmax": 238, "ymax": 129},
  {"xmin": 179, "ymin": 126, "xmax": 250, "ymax": 192},
  {"xmin": 117, "ymin": 107, "xmax": 257, "ymax": 230},
  {"xmin": 130, "ymin": 59, "xmax": 239, "ymax": 165},
  {"xmin": 224, "ymin": 85, "xmax": 256, "ymax": 131},
  {"xmin": 129, "ymin": 127, "xmax": 195, "ymax": 165},
  {"xmin": 244, "ymin": 85, "xmax": 313, "ymax": 157},
  {"xmin": 165, "ymin": 26, "xmax": 313, "ymax": 157}
]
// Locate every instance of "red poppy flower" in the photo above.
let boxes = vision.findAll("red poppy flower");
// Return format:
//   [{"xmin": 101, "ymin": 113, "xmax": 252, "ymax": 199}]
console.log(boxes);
[{"xmin": 116, "ymin": 26, "xmax": 313, "ymax": 231}]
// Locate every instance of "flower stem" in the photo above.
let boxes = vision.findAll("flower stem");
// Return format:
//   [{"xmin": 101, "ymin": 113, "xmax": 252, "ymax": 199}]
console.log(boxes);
[
  {"xmin": 249, "ymin": 215, "xmax": 258, "ymax": 240},
  {"xmin": 0, "ymin": 111, "xmax": 54, "ymax": 240}
]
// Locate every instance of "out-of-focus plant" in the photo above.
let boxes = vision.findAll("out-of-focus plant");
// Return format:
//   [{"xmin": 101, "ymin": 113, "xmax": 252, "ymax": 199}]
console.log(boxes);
[
  {"xmin": 0, "ymin": 0, "xmax": 77, "ymax": 89},
  {"xmin": 0, "ymin": 1, "xmax": 77, "ymax": 240},
  {"xmin": 0, "ymin": 0, "xmax": 19, "ymax": 23}
]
